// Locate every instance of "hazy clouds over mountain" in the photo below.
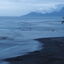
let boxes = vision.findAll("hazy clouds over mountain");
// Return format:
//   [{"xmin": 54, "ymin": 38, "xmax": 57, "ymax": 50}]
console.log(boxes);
[{"xmin": 0, "ymin": 0, "xmax": 64, "ymax": 16}]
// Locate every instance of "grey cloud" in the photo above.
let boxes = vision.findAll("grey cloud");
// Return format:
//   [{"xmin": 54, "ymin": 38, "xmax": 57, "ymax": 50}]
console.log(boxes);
[{"xmin": 0, "ymin": 0, "xmax": 64, "ymax": 16}]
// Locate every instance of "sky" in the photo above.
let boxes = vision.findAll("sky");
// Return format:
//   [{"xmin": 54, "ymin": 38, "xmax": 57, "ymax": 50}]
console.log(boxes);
[{"xmin": 0, "ymin": 0, "xmax": 64, "ymax": 16}]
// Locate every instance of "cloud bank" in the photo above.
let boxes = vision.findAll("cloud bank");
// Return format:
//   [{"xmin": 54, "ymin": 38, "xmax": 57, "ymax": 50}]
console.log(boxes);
[{"xmin": 0, "ymin": 0, "xmax": 64, "ymax": 16}]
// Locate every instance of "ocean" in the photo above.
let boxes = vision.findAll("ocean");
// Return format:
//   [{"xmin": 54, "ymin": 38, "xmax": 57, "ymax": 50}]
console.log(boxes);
[{"xmin": 0, "ymin": 17, "xmax": 64, "ymax": 64}]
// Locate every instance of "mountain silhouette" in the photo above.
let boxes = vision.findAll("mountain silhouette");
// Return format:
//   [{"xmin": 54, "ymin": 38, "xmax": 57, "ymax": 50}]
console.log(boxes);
[{"xmin": 21, "ymin": 7, "xmax": 64, "ymax": 18}]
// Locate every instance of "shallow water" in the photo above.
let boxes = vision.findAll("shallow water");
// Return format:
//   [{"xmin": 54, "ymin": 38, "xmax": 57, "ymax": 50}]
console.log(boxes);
[
  {"xmin": 0, "ymin": 61, "xmax": 9, "ymax": 64},
  {"xmin": 0, "ymin": 40, "xmax": 42, "ymax": 59}
]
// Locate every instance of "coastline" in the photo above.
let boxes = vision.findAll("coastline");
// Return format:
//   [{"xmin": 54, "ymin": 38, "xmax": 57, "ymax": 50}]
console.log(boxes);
[{"xmin": 3, "ymin": 37, "xmax": 64, "ymax": 64}]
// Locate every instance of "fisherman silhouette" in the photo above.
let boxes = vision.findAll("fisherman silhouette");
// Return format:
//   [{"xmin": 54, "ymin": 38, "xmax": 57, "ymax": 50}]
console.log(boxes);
[{"xmin": 61, "ymin": 17, "xmax": 64, "ymax": 24}]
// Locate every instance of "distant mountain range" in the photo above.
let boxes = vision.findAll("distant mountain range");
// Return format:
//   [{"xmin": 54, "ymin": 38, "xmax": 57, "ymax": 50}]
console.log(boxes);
[{"xmin": 21, "ymin": 7, "xmax": 64, "ymax": 18}]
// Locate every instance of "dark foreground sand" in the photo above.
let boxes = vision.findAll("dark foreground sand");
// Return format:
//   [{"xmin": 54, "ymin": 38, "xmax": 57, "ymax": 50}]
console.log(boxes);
[{"xmin": 4, "ymin": 37, "xmax": 64, "ymax": 64}]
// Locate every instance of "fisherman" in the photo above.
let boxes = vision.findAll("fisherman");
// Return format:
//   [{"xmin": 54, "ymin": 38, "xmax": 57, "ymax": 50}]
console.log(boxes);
[{"xmin": 61, "ymin": 17, "xmax": 64, "ymax": 24}]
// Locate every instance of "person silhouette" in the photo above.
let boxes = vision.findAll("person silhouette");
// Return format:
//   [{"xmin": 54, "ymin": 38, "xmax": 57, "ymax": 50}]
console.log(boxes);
[{"xmin": 61, "ymin": 17, "xmax": 64, "ymax": 24}]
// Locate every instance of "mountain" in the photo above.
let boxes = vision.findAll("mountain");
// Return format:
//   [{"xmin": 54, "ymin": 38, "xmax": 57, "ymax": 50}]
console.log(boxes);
[
  {"xmin": 20, "ymin": 7, "xmax": 64, "ymax": 18},
  {"xmin": 20, "ymin": 12, "xmax": 44, "ymax": 18}
]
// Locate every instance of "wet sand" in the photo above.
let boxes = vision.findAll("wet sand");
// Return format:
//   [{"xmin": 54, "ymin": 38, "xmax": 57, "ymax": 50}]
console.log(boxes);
[{"xmin": 3, "ymin": 37, "xmax": 64, "ymax": 64}]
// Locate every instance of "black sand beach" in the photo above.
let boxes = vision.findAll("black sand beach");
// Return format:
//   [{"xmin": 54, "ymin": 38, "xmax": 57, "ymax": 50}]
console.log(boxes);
[{"xmin": 3, "ymin": 37, "xmax": 64, "ymax": 64}]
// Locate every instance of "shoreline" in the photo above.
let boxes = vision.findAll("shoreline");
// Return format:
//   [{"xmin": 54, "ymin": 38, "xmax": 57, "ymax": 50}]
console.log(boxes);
[{"xmin": 3, "ymin": 37, "xmax": 64, "ymax": 64}]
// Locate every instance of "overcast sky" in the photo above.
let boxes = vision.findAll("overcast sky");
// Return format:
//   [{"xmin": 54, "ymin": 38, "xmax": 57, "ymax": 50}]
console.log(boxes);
[{"xmin": 0, "ymin": 0, "xmax": 64, "ymax": 16}]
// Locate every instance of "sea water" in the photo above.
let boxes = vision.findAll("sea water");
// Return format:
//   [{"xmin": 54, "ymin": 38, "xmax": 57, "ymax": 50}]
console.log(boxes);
[{"xmin": 0, "ymin": 17, "xmax": 64, "ymax": 64}]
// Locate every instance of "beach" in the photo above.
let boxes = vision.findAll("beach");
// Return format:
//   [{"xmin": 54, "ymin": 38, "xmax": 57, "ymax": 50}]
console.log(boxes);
[{"xmin": 2, "ymin": 37, "xmax": 64, "ymax": 64}]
